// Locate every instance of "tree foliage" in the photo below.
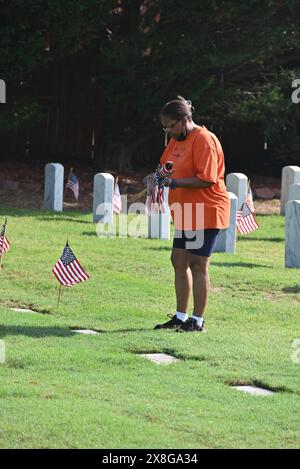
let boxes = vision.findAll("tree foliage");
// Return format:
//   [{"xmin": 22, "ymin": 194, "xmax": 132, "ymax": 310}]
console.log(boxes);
[{"xmin": 1, "ymin": 0, "xmax": 300, "ymax": 165}]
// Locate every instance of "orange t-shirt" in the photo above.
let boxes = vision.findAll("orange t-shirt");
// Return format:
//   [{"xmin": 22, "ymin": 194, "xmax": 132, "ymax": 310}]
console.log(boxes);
[{"xmin": 160, "ymin": 126, "xmax": 230, "ymax": 230}]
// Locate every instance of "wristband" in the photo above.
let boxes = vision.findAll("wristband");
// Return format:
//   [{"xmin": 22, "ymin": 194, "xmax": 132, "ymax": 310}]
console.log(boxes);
[{"xmin": 169, "ymin": 178, "xmax": 178, "ymax": 189}]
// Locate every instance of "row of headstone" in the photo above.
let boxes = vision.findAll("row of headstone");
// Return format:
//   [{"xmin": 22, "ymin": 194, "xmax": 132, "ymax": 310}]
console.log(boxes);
[
  {"xmin": 43, "ymin": 163, "xmax": 244, "ymax": 248},
  {"xmin": 44, "ymin": 163, "xmax": 300, "ymax": 267}
]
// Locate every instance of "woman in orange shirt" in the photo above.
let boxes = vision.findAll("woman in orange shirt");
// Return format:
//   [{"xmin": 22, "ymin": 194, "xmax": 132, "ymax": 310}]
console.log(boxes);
[{"xmin": 154, "ymin": 96, "xmax": 230, "ymax": 332}]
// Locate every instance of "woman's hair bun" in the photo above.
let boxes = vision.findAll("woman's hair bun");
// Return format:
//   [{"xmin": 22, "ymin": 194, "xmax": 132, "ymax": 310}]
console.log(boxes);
[{"xmin": 175, "ymin": 96, "xmax": 195, "ymax": 112}]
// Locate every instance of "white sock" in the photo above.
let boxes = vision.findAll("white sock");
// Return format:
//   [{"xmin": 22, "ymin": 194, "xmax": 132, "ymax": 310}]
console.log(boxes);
[
  {"xmin": 192, "ymin": 315, "xmax": 204, "ymax": 327},
  {"xmin": 176, "ymin": 311, "xmax": 188, "ymax": 322}
]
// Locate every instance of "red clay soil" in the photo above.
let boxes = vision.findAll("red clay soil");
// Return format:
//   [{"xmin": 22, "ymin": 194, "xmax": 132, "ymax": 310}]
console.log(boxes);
[{"xmin": 0, "ymin": 162, "xmax": 281, "ymax": 215}]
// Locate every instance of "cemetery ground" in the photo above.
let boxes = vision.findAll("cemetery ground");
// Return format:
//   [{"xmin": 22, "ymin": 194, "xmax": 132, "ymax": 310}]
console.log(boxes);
[{"xmin": 0, "ymin": 205, "xmax": 299, "ymax": 449}]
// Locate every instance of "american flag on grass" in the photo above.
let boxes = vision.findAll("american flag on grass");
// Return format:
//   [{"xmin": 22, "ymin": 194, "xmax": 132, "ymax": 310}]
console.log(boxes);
[
  {"xmin": 52, "ymin": 242, "xmax": 89, "ymax": 287},
  {"xmin": 236, "ymin": 187, "xmax": 259, "ymax": 235},
  {"xmin": 66, "ymin": 170, "xmax": 79, "ymax": 200},
  {"xmin": 0, "ymin": 220, "xmax": 10, "ymax": 255},
  {"xmin": 113, "ymin": 179, "xmax": 122, "ymax": 214}
]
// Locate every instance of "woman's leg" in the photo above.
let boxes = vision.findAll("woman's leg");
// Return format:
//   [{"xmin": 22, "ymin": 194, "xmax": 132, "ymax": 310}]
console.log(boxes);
[
  {"xmin": 171, "ymin": 248, "xmax": 192, "ymax": 313},
  {"xmin": 188, "ymin": 254, "xmax": 210, "ymax": 317}
]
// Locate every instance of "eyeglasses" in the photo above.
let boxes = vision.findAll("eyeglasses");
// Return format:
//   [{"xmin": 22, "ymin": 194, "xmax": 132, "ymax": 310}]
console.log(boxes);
[{"xmin": 162, "ymin": 120, "xmax": 180, "ymax": 132}]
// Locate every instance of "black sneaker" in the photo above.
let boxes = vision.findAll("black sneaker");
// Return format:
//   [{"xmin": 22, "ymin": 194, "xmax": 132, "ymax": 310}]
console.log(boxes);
[
  {"xmin": 154, "ymin": 314, "xmax": 185, "ymax": 330},
  {"xmin": 177, "ymin": 318, "xmax": 206, "ymax": 333}
]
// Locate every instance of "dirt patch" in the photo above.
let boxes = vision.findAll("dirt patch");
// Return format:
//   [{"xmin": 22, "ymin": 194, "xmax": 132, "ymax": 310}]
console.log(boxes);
[{"xmin": 0, "ymin": 162, "xmax": 281, "ymax": 215}]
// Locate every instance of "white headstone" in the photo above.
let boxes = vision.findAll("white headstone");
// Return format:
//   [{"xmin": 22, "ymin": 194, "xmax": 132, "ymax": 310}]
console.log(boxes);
[
  {"xmin": 285, "ymin": 200, "xmax": 300, "ymax": 268},
  {"xmin": 148, "ymin": 187, "xmax": 170, "ymax": 240},
  {"xmin": 288, "ymin": 183, "xmax": 300, "ymax": 202},
  {"xmin": 93, "ymin": 173, "xmax": 114, "ymax": 224},
  {"xmin": 214, "ymin": 192, "xmax": 238, "ymax": 253},
  {"xmin": 280, "ymin": 166, "xmax": 300, "ymax": 215},
  {"xmin": 43, "ymin": 163, "xmax": 64, "ymax": 211},
  {"xmin": 226, "ymin": 173, "xmax": 248, "ymax": 210}
]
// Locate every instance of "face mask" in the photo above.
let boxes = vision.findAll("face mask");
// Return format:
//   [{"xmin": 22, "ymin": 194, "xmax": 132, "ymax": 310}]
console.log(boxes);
[
  {"xmin": 173, "ymin": 120, "xmax": 186, "ymax": 141},
  {"xmin": 175, "ymin": 130, "xmax": 187, "ymax": 141}
]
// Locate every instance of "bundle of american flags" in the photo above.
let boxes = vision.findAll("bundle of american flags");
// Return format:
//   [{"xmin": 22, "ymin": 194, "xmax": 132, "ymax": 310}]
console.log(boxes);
[
  {"xmin": 52, "ymin": 241, "xmax": 89, "ymax": 287},
  {"xmin": 113, "ymin": 178, "xmax": 122, "ymax": 214},
  {"xmin": 0, "ymin": 219, "xmax": 10, "ymax": 258},
  {"xmin": 66, "ymin": 169, "xmax": 79, "ymax": 201},
  {"xmin": 236, "ymin": 187, "xmax": 259, "ymax": 235},
  {"xmin": 145, "ymin": 161, "xmax": 174, "ymax": 215}
]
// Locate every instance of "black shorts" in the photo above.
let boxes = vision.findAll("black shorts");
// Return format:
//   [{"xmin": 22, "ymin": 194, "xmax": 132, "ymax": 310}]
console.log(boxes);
[{"xmin": 173, "ymin": 229, "xmax": 220, "ymax": 257}]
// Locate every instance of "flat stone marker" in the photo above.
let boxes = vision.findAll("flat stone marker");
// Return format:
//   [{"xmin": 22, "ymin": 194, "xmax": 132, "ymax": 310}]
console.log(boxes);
[
  {"xmin": 139, "ymin": 353, "xmax": 179, "ymax": 365},
  {"xmin": 280, "ymin": 165, "xmax": 300, "ymax": 215},
  {"xmin": 43, "ymin": 163, "xmax": 64, "ymax": 212},
  {"xmin": 93, "ymin": 173, "xmax": 114, "ymax": 224},
  {"xmin": 226, "ymin": 173, "xmax": 248, "ymax": 210},
  {"xmin": 233, "ymin": 386, "xmax": 274, "ymax": 396},
  {"xmin": 285, "ymin": 200, "xmax": 300, "ymax": 268},
  {"xmin": 214, "ymin": 192, "xmax": 238, "ymax": 253},
  {"xmin": 71, "ymin": 329, "xmax": 99, "ymax": 335},
  {"xmin": 10, "ymin": 307, "xmax": 38, "ymax": 314}
]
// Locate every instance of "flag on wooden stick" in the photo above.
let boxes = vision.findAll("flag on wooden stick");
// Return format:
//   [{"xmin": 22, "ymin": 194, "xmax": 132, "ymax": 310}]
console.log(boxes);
[
  {"xmin": 113, "ymin": 177, "xmax": 122, "ymax": 214},
  {"xmin": 236, "ymin": 186, "xmax": 259, "ymax": 235},
  {"xmin": 0, "ymin": 219, "xmax": 10, "ymax": 271},
  {"xmin": 52, "ymin": 241, "xmax": 89, "ymax": 287},
  {"xmin": 66, "ymin": 169, "xmax": 79, "ymax": 200},
  {"xmin": 0, "ymin": 219, "xmax": 10, "ymax": 255}
]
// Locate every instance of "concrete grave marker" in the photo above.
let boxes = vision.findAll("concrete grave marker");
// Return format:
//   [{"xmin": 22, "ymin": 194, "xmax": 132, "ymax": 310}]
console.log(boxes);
[
  {"xmin": 233, "ymin": 386, "xmax": 274, "ymax": 396},
  {"xmin": 139, "ymin": 353, "xmax": 179, "ymax": 365},
  {"xmin": 43, "ymin": 163, "xmax": 64, "ymax": 212},
  {"xmin": 93, "ymin": 173, "xmax": 114, "ymax": 224},
  {"xmin": 288, "ymin": 183, "xmax": 300, "ymax": 202},
  {"xmin": 214, "ymin": 192, "xmax": 238, "ymax": 253},
  {"xmin": 148, "ymin": 187, "xmax": 170, "ymax": 240},
  {"xmin": 280, "ymin": 166, "xmax": 300, "ymax": 215},
  {"xmin": 285, "ymin": 200, "xmax": 300, "ymax": 268},
  {"xmin": 226, "ymin": 173, "xmax": 248, "ymax": 210},
  {"xmin": 10, "ymin": 307, "xmax": 38, "ymax": 314}
]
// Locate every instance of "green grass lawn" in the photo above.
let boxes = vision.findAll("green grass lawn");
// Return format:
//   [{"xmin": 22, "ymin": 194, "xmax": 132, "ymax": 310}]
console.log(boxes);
[{"xmin": 0, "ymin": 206, "xmax": 299, "ymax": 449}]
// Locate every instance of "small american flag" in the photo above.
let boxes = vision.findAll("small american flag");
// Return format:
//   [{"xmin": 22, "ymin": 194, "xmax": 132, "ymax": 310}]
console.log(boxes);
[
  {"xmin": 0, "ymin": 220, "xmax": 10, "ymax": 255},
  {"xmin": 113, "ymin": 180, "xmax": 122, "ymax": 214},
  {"xmin": 66, "ymin": 170, "xmax": 79, "ymax": 200},
  {"xmin": 52, "ymin": 242, "xmax": 89, "ymax": 287},
  {"xmin": 236, "ymin": 187, "xmax": 259, "ymax": 235}
]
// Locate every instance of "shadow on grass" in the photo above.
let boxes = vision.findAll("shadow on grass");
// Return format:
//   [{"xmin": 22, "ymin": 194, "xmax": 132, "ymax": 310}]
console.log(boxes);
[
  {"xmin": 0, "ymin": 207, "xmax": 91, "ymax": 222},
  {"xmin": 212, "ymin": 262, "xmax": 274, "ymax": 269},
  {"xmin": 147, "ymin": 246, "xmax": 171, "ymax": 251},
  {"xmin": 82, "ymin": 231, "xmax": 97, "ymax": 237},
  {"xmin": 226, "ymin": 378, "xmax": 297, "ymax": 395},
  {"xmin": 282, "ymin": 285, "xmax": 300, "ymax": 294},
  {"xmin": 237, "ymin": 237, "xmax": 284, "ymax": 242},
  {"xmin": 36, "ymin": 216, "xmax": 90, "ymax": 224},
  {"xmin": 98, "ymin": 327, "xmax": 157, "ymax": 334},
  {"xmin": 0, "ymin": 325, "xmax": 75, "ymax": 338}
]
